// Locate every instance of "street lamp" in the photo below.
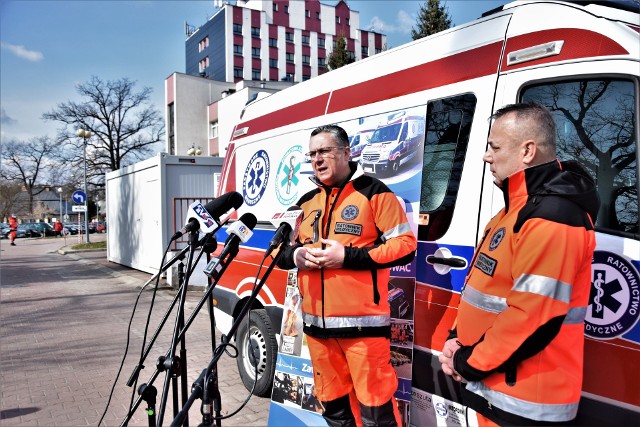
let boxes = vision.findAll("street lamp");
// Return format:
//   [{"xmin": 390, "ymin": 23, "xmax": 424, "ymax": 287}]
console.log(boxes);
[
  {"xmin": 187, "ymin": 145, "xmax": 202, "ymax": 156},
  {"xmin": 76, "ymin": 129, "xmax": 91, "ymax": 243},
  {"xmin": 57, "ymin": 187, "xmax": 63, "ymax": 222}
]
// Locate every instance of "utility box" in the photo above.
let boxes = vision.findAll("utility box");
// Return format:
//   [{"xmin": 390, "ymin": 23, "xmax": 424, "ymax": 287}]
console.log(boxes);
[{"xmin": 105, "ymin": 153, "xmax": 223, "ymax": 286}]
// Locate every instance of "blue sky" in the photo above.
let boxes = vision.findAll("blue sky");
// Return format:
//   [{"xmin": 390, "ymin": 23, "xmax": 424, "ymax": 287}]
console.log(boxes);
[{"xmin": 0, "ymin": 0, "xmax": 505, "ymax": 143}]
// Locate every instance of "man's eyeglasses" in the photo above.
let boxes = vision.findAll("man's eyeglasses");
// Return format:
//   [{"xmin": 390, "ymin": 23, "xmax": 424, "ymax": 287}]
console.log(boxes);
[{"xmin": 305, "ymin": 146, "xmax": 345, "ymax": 161}]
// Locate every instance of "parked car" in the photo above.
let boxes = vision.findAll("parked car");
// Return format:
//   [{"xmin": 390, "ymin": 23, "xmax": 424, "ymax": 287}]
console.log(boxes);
[
  {"xmin": 1, "ymin": 225, "xmax": 26, "ymax": 239},
  {"xmin": 22, "ymin": 222, "xmax": 56, "ymax": 237},
  {"xmin": 63, "ymin": 224, "xmax": 79, "ymax": 235},
  {"xmin": 95, "ymin": 221, "xmax": 107, "ymax": 233},
  {"xmin": 17, "ymin": 224, "xmax": 41, "ymax": 238}
]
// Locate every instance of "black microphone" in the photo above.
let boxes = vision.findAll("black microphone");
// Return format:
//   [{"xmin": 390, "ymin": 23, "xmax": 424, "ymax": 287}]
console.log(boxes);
[
  {"xmin": 266, "ymin": 206, "xmax": 303, "ymax": 257},
  {"xmin": 204, "ymin": 213, "xmax": 257, "ymax": 279},
  {"xmin": 172, "ymin": 191, "xmax": 244, "ymax": 241}
]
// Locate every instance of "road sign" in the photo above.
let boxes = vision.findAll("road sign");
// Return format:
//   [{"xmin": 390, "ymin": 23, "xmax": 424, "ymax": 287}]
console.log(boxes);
[
  {"xmin": 72, "ymin": 205, "xmax": 87, "ymax": 212},
  {"xmin": 64, "ymin": 214, "xmax": 70, "ymax": 222},
  {"xmin": 72, "ymin": 190, "xmax": 86, "ymax": 204}
]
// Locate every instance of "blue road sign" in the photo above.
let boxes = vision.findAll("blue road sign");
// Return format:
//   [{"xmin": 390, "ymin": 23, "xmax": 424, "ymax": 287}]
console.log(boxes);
[{"xmin": 72, "ymin": 190, "xmax": 86, "ymax": 204}]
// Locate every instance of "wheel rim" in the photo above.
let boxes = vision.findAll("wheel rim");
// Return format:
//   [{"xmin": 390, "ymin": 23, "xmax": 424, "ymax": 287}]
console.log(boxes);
[{"xmin": 241, "ymin": 324, "xmax": 268, "ymax": 381}]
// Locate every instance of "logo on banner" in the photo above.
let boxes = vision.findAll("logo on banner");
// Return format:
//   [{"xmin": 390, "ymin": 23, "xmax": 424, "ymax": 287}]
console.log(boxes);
[
  {"xmin": 243, "ymin": 150, "xmax": 270, "ymax": 206},
  {"xmin": 275, "ymin": 145, "xmax": 303, "ymax": 205},
  {"xmin": 585, "ymin": 251, "xmax": 640, "ymax": 340}
]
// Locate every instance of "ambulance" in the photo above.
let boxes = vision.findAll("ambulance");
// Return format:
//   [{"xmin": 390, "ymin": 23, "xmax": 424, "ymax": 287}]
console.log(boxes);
[{"xmin": 210, "ymin": 1, "xmax": 639, "ymax": 424}]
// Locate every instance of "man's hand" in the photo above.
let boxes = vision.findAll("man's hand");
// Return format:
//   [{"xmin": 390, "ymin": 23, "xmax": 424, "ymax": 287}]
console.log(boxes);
[
  {"xmin": 294, "ymin": 247, "xmax": 321, "ymax": 270},
  {"xmin": 438, "ymin": 338, "xmax": 463, "ymax": 382},
  {"xmin": 306, "ymin": 239, "xmax": 344, "ymax": 269}
]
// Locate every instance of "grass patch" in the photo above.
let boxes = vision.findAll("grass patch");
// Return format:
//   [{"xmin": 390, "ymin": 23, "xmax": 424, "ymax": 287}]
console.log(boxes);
[{"xmin": 70, "ymin": 241, "xmax": 107, "ymax": 250}]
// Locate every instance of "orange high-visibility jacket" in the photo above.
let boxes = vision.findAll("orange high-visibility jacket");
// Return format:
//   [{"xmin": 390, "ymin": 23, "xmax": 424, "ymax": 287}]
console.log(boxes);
[
  {"xmin": 453, "ymin": 160, "xmax": 599, "ymax": 423},
  {"xmin": 278, "ymin": 162, "xmax": 417, "ymax": 339}
]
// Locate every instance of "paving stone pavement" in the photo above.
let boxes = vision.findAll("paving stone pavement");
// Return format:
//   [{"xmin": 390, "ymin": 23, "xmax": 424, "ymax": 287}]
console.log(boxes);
[{"xmin": 0, "ymin": 234, "xmax": 271, "ymax": 426}]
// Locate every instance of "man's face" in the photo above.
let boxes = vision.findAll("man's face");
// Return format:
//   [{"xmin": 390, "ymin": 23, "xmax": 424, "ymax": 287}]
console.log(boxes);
[
  {"xmin": 309, "ymin": 132, "xmax": 350, "ymax": 187},
  {"xmin": 483, "ymin": 113, "xmax": 527, "ymax": 188}
]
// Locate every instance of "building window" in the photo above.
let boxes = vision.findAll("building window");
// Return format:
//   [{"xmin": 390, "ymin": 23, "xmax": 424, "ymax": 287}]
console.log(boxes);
[
  {"xmin": 318, "ymin": 57, "xmax": 326, "ymax": 67},
  {"xmin": 252, "ymin": 47, "xmax": 261, "ymax": 57},
  {"xmin": 251, "ymin": 27, "xmax": 260, "ymax": 38},
  {"xmin": 316, "ymin": 11, "xmax": 320, "ymax": 19},
  {"xmin": 303, "ymin": 74, "xmax": 311, "ymax": 81},
  {"xmin": 269, "ymin": 58, "xmax": 278, "ymax": 68},
  {"xmin": 210, "ymin": 121, "xmax": 219, "ymax": 139},
  {"xmin": 305, "ymin": 9, "xmax": 310, "ymax": 18},
  {"xmin": 375, "ymin": 48, "xmax": 382, "ymax": 54},
  {"xmin": 252, "ymin": 69, "xmax": 261, "ymax": 80},
  {"xmin": 198, "ymin": 36, "xmax": 209, "ymax": 52},
  {"xmin": 346, "ymin": 18, "xmax": 350, "ymax": 25},
  {"xmin": 233, "ymin": 23, "xmax": 242, "ymax": 34},
  {"xmin": 284, "ymin": 5, "xmax": 289, "ymax": 13},
  {"xmin": 273, "ymin": 3, "xmax": 278, "ymax": 11},
  {"xmin": 336, "ymin": 16, "xmax": 340, "ymax": 24},
  {"xmin": 269, "ymin": 38, "xmax": 277, "ymax": 47},
  {"xmin": 302, "ymin": 55, "xmax": 310, "ymax": 65},
  {"xmin": 302, "ymin": 35, "xmax": 310, "ymax": 45},
  {"xmin": 349, "ymin": 51, "xmax": 355, "ymax": 61},
  {"xmin": 318, "ymin": 38, "xmax": 325, "ymax": 48},
  {"xmin": 234, "ymin": 44, "xmax": 242, "ymax": 55},
  {"xmin": 286, "ymin": 53, "xmax": 295, "ymax": 63},
  {"xmin": 284, "ymin": 72, "xmax": 294, "ymax": 81},
  {"xmin": 234, "ymin": 67, "xmax": 243, "ymax": 78},
  {"xmin": 361, "ymin": 46, "xmax": 368, "ymax": 56},
  {"xmin": 199, "ymin": 57, "xmax": 209, "ymax": 72},
  {"xmin": 286, "ymin": 32, "xmax": 294, "ymax": 42}
]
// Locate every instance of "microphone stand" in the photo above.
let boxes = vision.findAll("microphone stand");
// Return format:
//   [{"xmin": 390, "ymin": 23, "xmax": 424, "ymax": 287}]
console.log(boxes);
[{"xmin": 156, "ymin": 228, "xmax": 200, "ymax": 426}]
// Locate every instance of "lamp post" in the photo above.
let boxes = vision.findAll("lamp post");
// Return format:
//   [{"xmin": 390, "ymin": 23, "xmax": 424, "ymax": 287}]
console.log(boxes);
[
  {"xmin": 57, "ymin": 187, "xmax": 63, "ymax": 222},
  {"xmin": 76, "ymin": 129, "xmax": 91, "ymax": 243},
  {"xmin": 187, "ymin": 145, "xmax": 202, "ymax": 156}
]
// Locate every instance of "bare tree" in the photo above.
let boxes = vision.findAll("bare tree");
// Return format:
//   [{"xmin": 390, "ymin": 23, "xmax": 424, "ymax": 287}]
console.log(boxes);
[
  {"xmin": 42, "ymin": 76, "xmax": 165, "ymax": 190},
  {"xmin": 0, "ymin": 182, "xmax": 23, "ymax": 220},
  {"xmin": 0, "ymin": 136, "xmax": 63, "ymax": 215}
]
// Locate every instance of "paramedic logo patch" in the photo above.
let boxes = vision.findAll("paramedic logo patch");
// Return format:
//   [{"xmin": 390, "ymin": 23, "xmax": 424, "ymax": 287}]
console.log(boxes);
[
  {"xmin": 275, "ymin": 145, "xmax": 303, "ymax": 205},
  {"xmin": 243, "ymin": 150, "xmax": 270, "ymax": 207},
  {"xmin": 474, "ymin": 253, "xmax": 497, "ymax": 277},
  {"xmin": 334, "ymin": 222, "xmax": 362, "ymax": 236},
  {"xmin": 585, "ymin": 251, "xmax": 640, "ymax": 340},
  {"xmin": 341, "ymin": 205, "xmax": 359, "ymax": 221},
  {"xmin": 489, "ymin": 227, "xmax": 505, "ymax": 251}
]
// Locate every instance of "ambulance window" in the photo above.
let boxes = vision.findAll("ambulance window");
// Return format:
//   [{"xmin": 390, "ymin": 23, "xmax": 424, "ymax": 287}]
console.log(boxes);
[
  {"xmin": 522, "ymin": 79, "xmax": 638, "ymax": 238},
  {"xmin": 419, "ymin": 94, "xmax": 477, "ymax": 241}
]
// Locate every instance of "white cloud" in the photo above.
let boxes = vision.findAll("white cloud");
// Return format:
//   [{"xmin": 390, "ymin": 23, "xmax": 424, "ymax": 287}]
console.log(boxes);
[
  {"xmin": 368, "ymin": 9, "xmax": 414, "ymax": 35},
  {"xmin": 1, "ymin": 41, "xmax": 44, "ymax": 62},
  {"xmin": 0, "ymin": 108, "xmax": 17, "ymax": 126}
]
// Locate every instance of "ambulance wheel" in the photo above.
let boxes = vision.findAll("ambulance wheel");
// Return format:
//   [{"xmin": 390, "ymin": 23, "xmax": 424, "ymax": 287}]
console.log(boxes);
[
  {"xmin": 236, "ymin": 308, "xmax": 277, "ymax": 397},
  {"xmin": 389, "ymin": 159, "xmax": 400, "ymax": 176}
]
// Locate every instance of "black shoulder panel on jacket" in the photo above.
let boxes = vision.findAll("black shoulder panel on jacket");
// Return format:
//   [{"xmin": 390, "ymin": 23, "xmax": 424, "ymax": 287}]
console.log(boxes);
[
  {"xmin": 352, "ymin": 175, "xmax": 393, "ymax": 199},
  {"xmin": 514, "ymin": 195, "xmax": 594, "ymax": 233},
  {"xmin": 297, "ymin": 187, "xmax": 321, "ymax": 207}
]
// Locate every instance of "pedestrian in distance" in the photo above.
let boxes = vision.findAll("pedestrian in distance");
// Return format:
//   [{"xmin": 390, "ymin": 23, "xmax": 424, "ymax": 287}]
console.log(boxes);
[
  {"xmin": 54, "ymin": 221, "xmax": 64, "ymax": 237},
  {"xmin": 277, "ymin": 124, "xmax": 417, "ymax": 426},
  {"xmin": 439, "ymin": 103, "xmax": 599, "ymax": 426},
  {"xmin": 8, "ymin": 214, "xmax": 18, "ymax": 246}
]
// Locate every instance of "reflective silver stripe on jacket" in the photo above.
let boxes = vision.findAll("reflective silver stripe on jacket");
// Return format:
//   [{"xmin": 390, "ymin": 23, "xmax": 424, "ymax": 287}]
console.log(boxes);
[
  {"xmin": 563, "ymin": 306, "xmax": 587, "ymax": 324},
  {"xmin": 461, "ymin": 285, "xmax": 508, "ymax": 314},
  {"xmin": 302, "ymin": 313, "xmax": 390, "ymax": 328},
  {"xmin": 466, "ymin": 381, "xmax": 579, "ymax": 422},
  {"xmin": 382, "ymin": 221, "xmax": 412, "ymax": 240},
  {"xmin": 512, "ymin": 274, "xmax": 572, "ymax": 303}
]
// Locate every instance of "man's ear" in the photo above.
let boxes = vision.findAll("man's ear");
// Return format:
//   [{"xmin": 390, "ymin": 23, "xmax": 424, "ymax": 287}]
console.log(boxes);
[{"xmin": 522, "ymin": 140, "xmax": 537, "ymax": 165}]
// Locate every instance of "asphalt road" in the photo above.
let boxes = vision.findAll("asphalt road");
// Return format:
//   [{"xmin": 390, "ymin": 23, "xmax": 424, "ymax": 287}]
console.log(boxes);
[{"xmin": 0, "ymin": 233, "xmax": 271, "ymax": 426}]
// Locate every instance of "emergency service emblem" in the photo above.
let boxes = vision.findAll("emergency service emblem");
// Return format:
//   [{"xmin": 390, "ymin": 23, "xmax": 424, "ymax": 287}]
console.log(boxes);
[
  {"xmin": 585, "ymin": 251, "xmax": 640, "ymax": 340},
  {"xmin": 275, "ymin": 145, "xmax": 303, "ymax": 205},
  {"xmin": 243, "ymin": 150, "xmax": 270, "ymax": 207},
  {"xmin": 489, "ymin": 227, "xmax": 505, "ymax": 251},
  {"xmin": 341, "ymin": 205, "xmax": 359, "ymax": 221}
]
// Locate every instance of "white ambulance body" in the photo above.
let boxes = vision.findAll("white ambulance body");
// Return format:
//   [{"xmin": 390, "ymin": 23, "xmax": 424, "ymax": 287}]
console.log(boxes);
[{"xmin": 211, "ymin": 1, "xmax": 640, "ymax": 424}]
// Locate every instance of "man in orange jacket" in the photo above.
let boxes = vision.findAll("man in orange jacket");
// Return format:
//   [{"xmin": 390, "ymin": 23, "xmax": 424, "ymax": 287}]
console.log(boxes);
[
  {"xmin": 278, "ymin": 125, "xmax": 417, "ymax": 426},
  {"xmin": 8, "ymin": 215, "xmax": 18, "ymax": 246},
  {"xmin": 439, "ymin": 103, "xmax": 599, "ymax": 425}
]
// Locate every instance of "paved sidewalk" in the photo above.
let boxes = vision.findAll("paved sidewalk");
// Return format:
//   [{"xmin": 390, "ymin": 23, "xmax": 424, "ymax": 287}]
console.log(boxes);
[{"xmin": 0, "ymin": 234, "xmax": 271, "ymax": 426}]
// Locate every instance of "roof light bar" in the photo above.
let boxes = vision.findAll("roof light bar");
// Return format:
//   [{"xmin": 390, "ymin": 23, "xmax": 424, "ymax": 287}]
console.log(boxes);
[{"xmin": 507, "ymin": 40, "xmax": 564, "ymax": 66}]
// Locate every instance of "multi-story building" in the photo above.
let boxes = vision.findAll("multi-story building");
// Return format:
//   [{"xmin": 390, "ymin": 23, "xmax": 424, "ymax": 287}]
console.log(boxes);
[
  {"xmin": 166, "ymin": 0, "xmax": 387, "ymax": 157},
  {"xmin": 185, "ymin": 0, "xmax": 386, "ymax": 83}
]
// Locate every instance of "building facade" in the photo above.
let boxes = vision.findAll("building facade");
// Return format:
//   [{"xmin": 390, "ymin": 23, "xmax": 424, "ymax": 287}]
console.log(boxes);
[{"xmin": 185, "ymin": 0, "xmax": 386, "ymax": 83}]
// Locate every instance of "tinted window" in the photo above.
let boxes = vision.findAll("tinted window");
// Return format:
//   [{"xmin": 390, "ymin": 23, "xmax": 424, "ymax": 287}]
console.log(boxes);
[
  {"xmin": 522, "ymin": 79, "xmax": 638, "ymax": 238},
  {"xmin": 419, "ymin": 94, "xmax": 477, "ymax": 241}
]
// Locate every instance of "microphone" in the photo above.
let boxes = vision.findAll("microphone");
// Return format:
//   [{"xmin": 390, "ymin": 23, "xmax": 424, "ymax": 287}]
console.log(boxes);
[
  {"xmin": 204, "ymin": 213, "xmax": 257, "ymax": 280},
  {"xmin": 266, "ymin": 206, "xmax": 303, "ymax": 257},
  {"xmin": 172, "ymin": 192, "xmax": 244, "ymax": 241}
]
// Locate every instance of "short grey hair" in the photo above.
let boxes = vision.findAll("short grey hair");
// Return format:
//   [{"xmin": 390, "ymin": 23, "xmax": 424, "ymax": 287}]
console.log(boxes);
[
  {"xmin": 310, "ymin": 125, "xmax": 350, "ymax": 148},
  {"xmin": 491, "ymin": 102, "xmax": 557, "ymax": 157}
]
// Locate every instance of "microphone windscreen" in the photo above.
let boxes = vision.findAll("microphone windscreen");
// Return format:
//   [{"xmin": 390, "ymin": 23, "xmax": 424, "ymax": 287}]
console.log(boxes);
[
  {"xmin": 238, "ymin": 212, "xmax": 258, "ymax": 230},
  {"xmin": 204, "ymin": 191, "xmax": 244, "ymax": 219}
]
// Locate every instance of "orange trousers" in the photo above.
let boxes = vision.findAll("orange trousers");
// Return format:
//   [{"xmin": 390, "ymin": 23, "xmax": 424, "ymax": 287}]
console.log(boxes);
[{"xmin": 306, "ymin": 335, "xmax": 401, "ymax": 426}]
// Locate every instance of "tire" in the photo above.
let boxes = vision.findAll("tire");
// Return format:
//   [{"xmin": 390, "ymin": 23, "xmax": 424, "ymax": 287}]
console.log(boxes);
[
  {"xmin": 390, "ymin": 159, "xmax": 400, "ymax": 175},
  {"xmin": 235, "ymin": 309, "xmax": 278, "ymax": 397}
]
